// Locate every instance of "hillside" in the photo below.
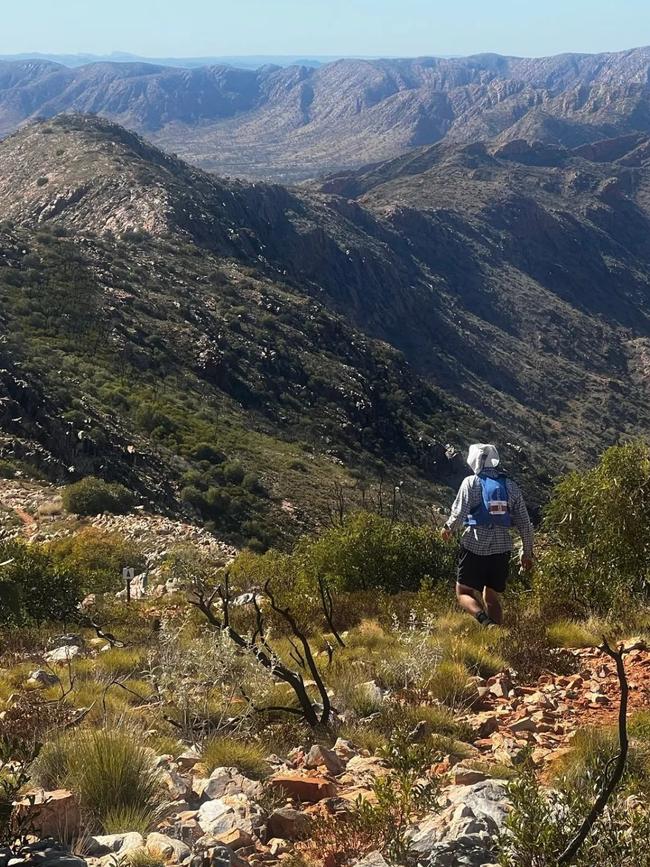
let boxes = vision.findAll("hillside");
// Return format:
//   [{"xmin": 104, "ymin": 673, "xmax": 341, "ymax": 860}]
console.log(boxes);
[
  {"xmin": 0, "ymin": 115, "xmax": 486, "ymax": 547},
  {"xmin": 1, "ymin": 116, "xmax": 650, "ymax": 531},
  {"xmin": 2, "ymin": 49, "xmax": 650, "ymax": 180}
]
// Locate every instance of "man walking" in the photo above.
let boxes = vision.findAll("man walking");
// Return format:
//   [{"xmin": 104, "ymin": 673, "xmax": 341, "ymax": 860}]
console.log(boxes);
[{"xmin": 441, "ymin": 443, "xmax": 534, "ymax": 626}]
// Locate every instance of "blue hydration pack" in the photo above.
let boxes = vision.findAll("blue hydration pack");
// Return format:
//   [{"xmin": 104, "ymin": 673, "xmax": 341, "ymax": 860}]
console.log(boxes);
[{"xmin": 464, "ymin": 473, "xmax": 512, "ymax": 528}]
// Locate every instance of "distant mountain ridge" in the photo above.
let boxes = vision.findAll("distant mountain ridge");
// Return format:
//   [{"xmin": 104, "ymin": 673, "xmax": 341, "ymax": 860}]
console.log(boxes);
[
  {"xmin": 1, "ymin": 48, "xmax": 650, "ymax": 180},
  {"xmin": 0, "ymin": 52, "xmax": 337, "ymax": 69}
]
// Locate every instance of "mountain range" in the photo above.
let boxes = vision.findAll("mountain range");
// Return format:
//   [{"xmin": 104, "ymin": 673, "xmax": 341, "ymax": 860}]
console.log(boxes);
[
  {"xmin": 1, "ymin": 113, "xmax": 650, "ymax": 545},
  {"xmin": 2, "ymin": 48, "xmax": 650, "ymax": 180}
]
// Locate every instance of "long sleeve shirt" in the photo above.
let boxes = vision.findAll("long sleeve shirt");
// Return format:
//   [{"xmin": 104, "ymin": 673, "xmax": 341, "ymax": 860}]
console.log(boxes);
[{"xmin": 445, "ymin": 470, "xmax": 534, "ymax": 557}]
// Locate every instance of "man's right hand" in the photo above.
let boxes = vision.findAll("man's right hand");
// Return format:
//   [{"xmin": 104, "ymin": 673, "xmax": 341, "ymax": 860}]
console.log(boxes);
[
  {"xmin": 441, "ymin": 526, "xmax": 453, "ymax": 543},
  {"xmin": 521, "ymin": 555, "xmax": 534, "ymax": 573}
]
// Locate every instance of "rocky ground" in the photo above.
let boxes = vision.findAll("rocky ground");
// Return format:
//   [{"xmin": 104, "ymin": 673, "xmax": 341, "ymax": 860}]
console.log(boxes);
[
  {"xmin": 8, "ymin": 636, "xmax": 650, "ymax": 867},
  {"xmin": 0, "ymin": 479, "xmax": 237, "ymax": 562}
]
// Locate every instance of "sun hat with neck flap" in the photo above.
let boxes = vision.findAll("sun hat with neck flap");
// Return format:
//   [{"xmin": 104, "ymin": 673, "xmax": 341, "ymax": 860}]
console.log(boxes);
[{"xmin": 466, "ymin": 443, "xmax": 500, "ymax": 475}]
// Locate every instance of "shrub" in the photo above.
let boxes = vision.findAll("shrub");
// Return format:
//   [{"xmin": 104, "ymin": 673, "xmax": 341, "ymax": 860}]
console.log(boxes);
[
  {"xmin": 307, "ymin": 732, "xmax": 439, "ymax": 864},
  {"xmin": 221, "ymin": 461, "xmax": 245, "ymax": 485},
  {"xmin": 299, "ymin": 511, "xmax": 454, "ymax": 593},
  {"xmin": 500, "ymin": 614, "xmax": 577, "ymax": 683},
  {"xmin": 0, "ymin": 539, "xmax": 80, "ymax": 626},
  {"xmin": 49, "ymin": 528, "xmax": 146, "ymax": 594},
  {"xmin": 62, "ymin": 476, "xmax": 135, "ymax": 516},
  {"xmin": 201, "ymin": 736, "xmax": 270, "ymax": 779},
  {"xmin": 499, "ymin": 758, "xmax": 650, "ymax": 866},
  {"xmin": 536, "ymin": 441, "xmax": 650, "ymax": 617},
  {"xmin": 189, "ymin": 442, "xmax": 225, "ymax": 463}
]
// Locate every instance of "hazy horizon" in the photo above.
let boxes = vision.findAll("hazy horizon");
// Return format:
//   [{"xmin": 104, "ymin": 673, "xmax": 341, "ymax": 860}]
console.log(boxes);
[{"xmin": 2, "ymin": 0, "xmax": 650, "ymax": 60}]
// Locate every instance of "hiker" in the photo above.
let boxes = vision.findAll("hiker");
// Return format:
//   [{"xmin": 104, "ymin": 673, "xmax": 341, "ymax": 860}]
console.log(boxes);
[{"xmin": 441, "ymin": 443, "xmax": 533, "ymax": 626}]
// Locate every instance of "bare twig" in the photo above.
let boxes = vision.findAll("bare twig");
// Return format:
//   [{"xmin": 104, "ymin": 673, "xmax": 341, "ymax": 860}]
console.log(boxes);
[{"xmin": 558, "ymin": 638, "xmax": 635, "ymax": 864}]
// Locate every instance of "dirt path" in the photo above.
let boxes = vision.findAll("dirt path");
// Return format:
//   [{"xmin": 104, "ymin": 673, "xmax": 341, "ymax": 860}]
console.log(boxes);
[{"xmin": 468, "ymin": 643, "xmax": 650, "ymax": 771}]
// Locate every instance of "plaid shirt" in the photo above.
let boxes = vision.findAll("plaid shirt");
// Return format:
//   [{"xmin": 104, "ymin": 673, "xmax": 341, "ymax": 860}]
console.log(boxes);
[{"xmin": 445, "ymin": 470, "xmax": 534, "ymax": 557}]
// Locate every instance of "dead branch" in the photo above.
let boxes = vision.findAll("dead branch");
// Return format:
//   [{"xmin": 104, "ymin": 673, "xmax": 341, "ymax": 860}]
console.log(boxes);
[
  {"xmin": 318, "ymin": 575, "xmax": 345, "ymax": 647},
  {"xmin": 189, "ymin": 580, "xmax": 326, "ymax": 728},
  {"xmin": 264, "ymin": 579, "xmax": 332, "ymax": 728},
  {"xmin": 558, "ymin": 638, "xmax": 634, "ymax": 864}
]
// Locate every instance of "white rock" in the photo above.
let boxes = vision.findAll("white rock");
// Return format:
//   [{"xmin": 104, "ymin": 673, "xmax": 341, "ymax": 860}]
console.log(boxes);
[
  {"xmin": 44, "ymin": 646, "xmax": 80, "ymax": 664},
  {"xmin": 193, "ymin": 767, "xmax": 263, "ymax": 801},
  {"xmin": 86, "ymin": 832, "xmax": 144, "ymax": 856},
  {"xmin": 196, "ymin": 795, "xmax": 263, "ymax": 838}
]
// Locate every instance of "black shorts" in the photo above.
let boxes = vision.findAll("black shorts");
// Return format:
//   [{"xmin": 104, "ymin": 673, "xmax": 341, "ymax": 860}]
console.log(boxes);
[{"xmin": 456, "ymin": 547, "xmax": 510, "ymax": 593}]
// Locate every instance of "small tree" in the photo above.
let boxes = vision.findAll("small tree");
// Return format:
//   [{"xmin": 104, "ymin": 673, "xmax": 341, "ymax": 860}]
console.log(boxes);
[
  {"xmin": 0, "ymin": 540, "xmax": 81, "ymax": 627},
  {"xmin": 187, "ymin": 554, "xmax": 335, "ymax": 730},
  {"xmin": 537, "ymin": 441, "xmax": 650, "ymax": 617}
]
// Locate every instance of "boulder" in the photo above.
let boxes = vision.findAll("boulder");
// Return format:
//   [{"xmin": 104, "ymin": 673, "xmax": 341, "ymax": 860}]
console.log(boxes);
[
  {"xmin": 267, "ymin": 806, "xmax": 310, "ymax": 841},
  {"xmin": 26, "ymin": 669, "xmax": 60, "ymax": 688},
  {"xmin": 333, "ymin": 738, "xmax": 358, "ymax": 760},
  {"xmin": 449, "ymin": 766, "xmax": 490, "ymax": 786},
  {"xmin": 13, "ymin": 789, "xmax": 81, "ymax": 840},
  {"xmin": 212, "ymin": 828, "xmax": 252, "ymax": 850},
  {"xmin": 162, "ymin": 769, "xmax": 191, "ymax": 800},
  {"xmin": 410, "ymin": 780, "xmax": 509, "ymax": 864},
  {"xmin": 339, "ymin": 755, "xmax": 386, "ymax": 786},
  {"xmin": 196, "ymin": 795, "xmax": 264, "ymax": 838},
  {"xmin": 8, "ymin": 842, "xmax": 87, "ymax": 867},
  {"xmin": 177, "ymin": 747, "xmax": 202, "ymax": 770},
  {"xmin": 43, "ymin": 646, "xmax": 80, "ymax": 664},
  {"xmin": 304, "ymin": 744, "xmax": 345, "ymax": 775},
  {"xmin": 146, "ymin": 832, "xmax": 191, "ymax": 862},
  {"xmin": 268, "ymin": 773, "xmax": 336, "ymax": 803},
  {"xmin": 86, "ymin": 832, "xmax": 144, "ymax": 856},
  {"xmin": 192, "ymin": 767, "xmax": 263, "ymax": 801}
]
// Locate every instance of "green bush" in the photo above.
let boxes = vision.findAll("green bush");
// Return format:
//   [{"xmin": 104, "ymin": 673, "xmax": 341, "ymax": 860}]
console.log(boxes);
[
  {"xmin": 499, "ymin": 758, "xmax": 650, "ymax": 866},
  {"xmin": 298, "ymin": 511, "xmax": 454, "ymax": 594},
  {"xmin": 49, "ymin": 527, "xmax": 146, "ymax": 594},
  {"xmin": 189, "ymin": 442, "xmax": 225, "ymax": 463},
  {"xmin": 536, "ymin": 441, "xmax": 650, "ymax": 617},
  {"xmin": 62, "ymin": 476, "xmax": 135, "ymax": 516},
  {"xmin": 0, "ymin": 540, "xmax": 80, "ymax": 626}
]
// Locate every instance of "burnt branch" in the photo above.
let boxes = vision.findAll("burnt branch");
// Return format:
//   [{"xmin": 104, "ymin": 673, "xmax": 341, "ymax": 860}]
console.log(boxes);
[
  {"xmin": 189, "ymin": 578, "xmax": 326, "ymax": 729},
  {"xmin": 558, "ymin": 639, "xmax": 638, "ymax": 864},
  {"xmin": 318, "ymin": 575, "xmax": 345, "ymax": 648}
]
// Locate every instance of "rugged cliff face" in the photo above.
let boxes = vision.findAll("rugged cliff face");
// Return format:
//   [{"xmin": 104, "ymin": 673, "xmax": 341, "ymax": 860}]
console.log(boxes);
[{"xmin": 2, "ymin": 49, "xmax": 650, "ymax": 180}]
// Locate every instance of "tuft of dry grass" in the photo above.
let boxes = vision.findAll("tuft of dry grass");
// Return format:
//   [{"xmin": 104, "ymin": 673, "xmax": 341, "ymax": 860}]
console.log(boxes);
[{"xmin": 201, "ymin": 735, "xmax": 270, "ymax": 779}]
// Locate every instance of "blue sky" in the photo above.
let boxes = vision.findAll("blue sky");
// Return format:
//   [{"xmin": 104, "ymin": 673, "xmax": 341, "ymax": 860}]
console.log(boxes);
[{"xmin": 2, "ymin": 0, "xmax": 649, "ymax": 58}]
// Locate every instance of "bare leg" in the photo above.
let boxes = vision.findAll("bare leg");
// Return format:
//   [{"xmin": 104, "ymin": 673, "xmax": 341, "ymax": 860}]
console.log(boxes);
[
  {"xmin": 483, "ymin": 587, "xmax": 503, "ymax": 625},
  {"xmin": 456, "ymin": 583, "xmax": 484, "ymax": 618}
]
